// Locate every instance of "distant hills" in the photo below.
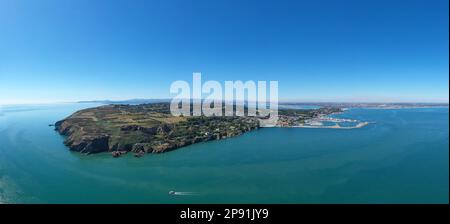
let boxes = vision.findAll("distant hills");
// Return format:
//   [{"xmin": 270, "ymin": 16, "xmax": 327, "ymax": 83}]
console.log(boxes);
[{"xmin": 78, "ymin": 99, "xmax": 171, "ymax": 105}]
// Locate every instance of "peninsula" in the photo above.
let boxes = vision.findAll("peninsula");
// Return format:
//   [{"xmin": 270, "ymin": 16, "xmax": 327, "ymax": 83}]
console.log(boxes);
[{"xmin": 55, "ymin": 103, "xmax": 345, "ymax": 157}]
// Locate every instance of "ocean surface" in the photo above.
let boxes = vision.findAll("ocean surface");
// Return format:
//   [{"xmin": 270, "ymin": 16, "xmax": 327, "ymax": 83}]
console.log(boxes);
[{"xmin": 0, "ymin": 104, "xmax": 448, "ymax": 203}]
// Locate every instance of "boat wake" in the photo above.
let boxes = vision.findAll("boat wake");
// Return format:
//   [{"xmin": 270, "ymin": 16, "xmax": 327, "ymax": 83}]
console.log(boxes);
[{"xmin": 169, "ymin": 191, "xmax": 199, "ymax": 196}]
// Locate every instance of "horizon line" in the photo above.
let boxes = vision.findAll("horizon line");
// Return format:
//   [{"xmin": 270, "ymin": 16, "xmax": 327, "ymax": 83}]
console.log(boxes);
[{"xmin": 1, "ymin": 98, "xmax": 449, "ymax": 106}]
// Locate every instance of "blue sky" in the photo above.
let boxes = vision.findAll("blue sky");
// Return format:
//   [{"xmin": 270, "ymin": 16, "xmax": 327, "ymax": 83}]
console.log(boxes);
[{"xmin": 0, "ymin": 0, "xmax": 448, "ymax": 104}]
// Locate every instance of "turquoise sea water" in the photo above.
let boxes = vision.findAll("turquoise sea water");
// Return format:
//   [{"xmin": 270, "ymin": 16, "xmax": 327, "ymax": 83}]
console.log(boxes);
[{"xmin": 0, "ymin": 104, "xmax": 448, "ymax": 203}]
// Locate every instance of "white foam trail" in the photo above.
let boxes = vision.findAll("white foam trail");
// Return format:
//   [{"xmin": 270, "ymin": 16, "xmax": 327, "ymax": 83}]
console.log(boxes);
[{"xmin": 171, "ymin": 191, "xmax": 200, "ymax": 196}]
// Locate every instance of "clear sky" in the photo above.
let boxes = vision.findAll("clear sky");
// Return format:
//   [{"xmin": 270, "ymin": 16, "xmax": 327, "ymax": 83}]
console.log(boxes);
[{"xmin": 0, "ymin": 0, "xmax": 448, "ymax": 104}]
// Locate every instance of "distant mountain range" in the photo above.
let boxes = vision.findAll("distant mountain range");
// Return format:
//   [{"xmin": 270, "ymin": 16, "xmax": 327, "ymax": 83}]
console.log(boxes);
[{"xmin": 78, "ymin": 99, "xmax": 171, "ymax": 105}]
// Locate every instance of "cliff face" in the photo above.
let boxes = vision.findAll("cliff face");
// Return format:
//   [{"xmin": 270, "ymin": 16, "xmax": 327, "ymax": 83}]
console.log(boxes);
[
  {"xmin": 55, "ymin": 118, "xmax": 110, "ymax": 154},
  {"xmin": 55, "ymin": 103, "xmax": 260, "ymax": 155}
]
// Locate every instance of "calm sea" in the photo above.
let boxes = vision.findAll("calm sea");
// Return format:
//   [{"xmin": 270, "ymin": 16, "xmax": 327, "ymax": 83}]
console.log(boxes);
[{"xmin": 0, "ymin": 104, "xmax": 448, "ymax": 203}]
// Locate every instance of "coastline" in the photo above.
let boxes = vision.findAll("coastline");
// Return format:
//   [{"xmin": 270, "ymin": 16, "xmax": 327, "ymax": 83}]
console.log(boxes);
[
  {"xmin": 279, "ymin": 108, "xmax": 372, "ymax": 129},
  {"xmin": 290, "ymin": 121, "xmax": 371, "ymax": 129},
  {"xmin": 356, "ymin": 106, "xmax": 449, "ymax": 110}
]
